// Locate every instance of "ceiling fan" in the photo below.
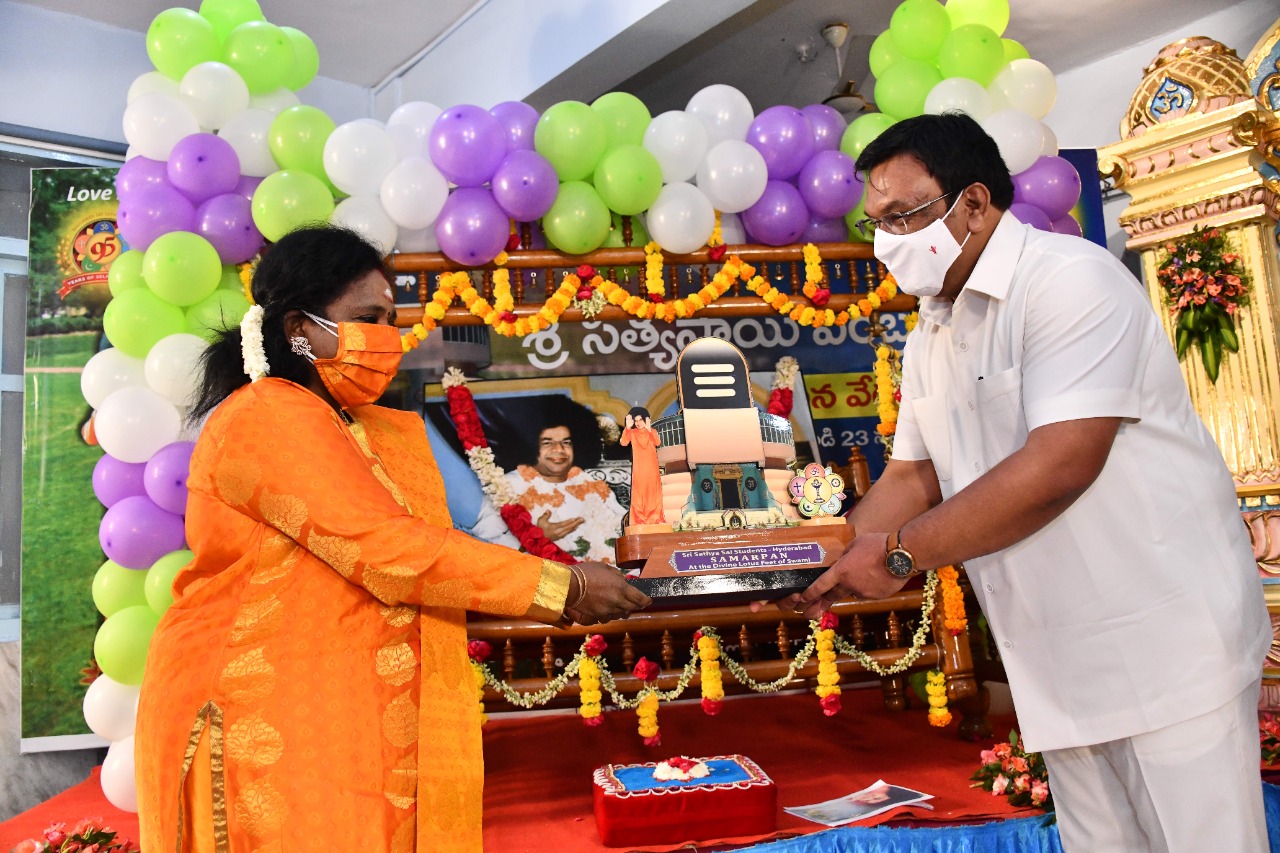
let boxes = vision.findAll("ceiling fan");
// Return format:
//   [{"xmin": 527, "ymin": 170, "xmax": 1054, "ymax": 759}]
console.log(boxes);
[{"xmin": 816, "ymin": 22, "xmax": 873, "ymax": 115}]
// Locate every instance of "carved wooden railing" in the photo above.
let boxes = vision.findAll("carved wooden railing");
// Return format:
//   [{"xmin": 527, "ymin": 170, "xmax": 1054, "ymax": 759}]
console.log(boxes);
[
  {"xmin": 467, "ymin": 580, "xmax": 990, "ymax": 741},
  {"xmin": 389, "ymin": 238, "xmax": 916, "ymax": 328}
]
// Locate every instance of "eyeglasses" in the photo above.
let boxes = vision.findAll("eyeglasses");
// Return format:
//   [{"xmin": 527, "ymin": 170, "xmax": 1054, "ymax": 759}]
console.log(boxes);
[{"xmin": 853, "ymin": 191, "xmax": 954, "ymax": 239}]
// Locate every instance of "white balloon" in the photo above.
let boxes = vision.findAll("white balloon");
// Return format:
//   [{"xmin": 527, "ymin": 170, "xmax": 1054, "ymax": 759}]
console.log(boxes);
[
  {"xmin": 332, "ymin": 196, "xmax": 398, "ymax": 255},
  {"xmin": 379, "ymin": 157, "xmax": 449, "ymax": 230},
  {"xmin": 646, "ymin": 182, "xmax": 716, "ymax": 254},
  {"xmin": 981, "ymin": 109, "xmax": 1044, "ymax": 175},
  {"xmin": 1040, "ymin": 122, "xmax": 1059, "ymax": 157},
  {"xmin": 386, "ymin": 101, "xmax": 444, "ymax": 161},
  {"xmin": 145, "ymin": 333, "xmax": 208, "ymax": 408},
  {"xmin": 217, "ymin": 109, "xmax": 277, "ymax": 177},
  {"xmin": 125, "ymin": 146, "xmax": 141, "ymax": 161},
  {"xmin": 179, "ymin": 62, "xmax": 250, "ymax": 131},
  {"xmin": 696, "ymin": 140, "xmax": 768, "ymax": 213},
  {"xmin": 719, "ymin": 211, "xmax": 747, "ymax": 245},
  {"xmin": 685, "ymin": 84, "xmax": 755, "ymax": 147},
  {"xmin": 81, "ymin": 348, "xmax": 147, "ymax": 410},
  {"xmin": 351, "ymin": 118, "xmax": 386, "ymax": 128},
  {"xmin": 396, "ymin": 226, "xmax": 439, "ymax": 253},
  {"xmin": 127, "ymin": 71, "xmax": 178, "ymax": 105},
  {"xmin": 82, "ymin": 675, "xmax": 140, "ymax": 742},
  {"xmin": 925, "ymin": 78, "xmax": 994, "ymax": 121},
  {"xmin": 95, "ymin": 386, "xmax": 182, "ymax": 464},
  {"xmin": 990, "ymin": 59, "xmax": 1058, "ymax": 120},
  {"xmin": 324, "ymin": 122, "xmax": 398, "ymax": 197},
  {"xmin": 249, "ymin": 87, "xmax": 301, "ymax": 115},
  {"xmin": 643, "ymin": 111, "xmax": 709, "ymax": 184},
  {"xmin": 122, "ymin": 92, "xmax": 199, "ymax": 161},
  {"xmin": 101, "ymin": 735, "xmax": 138, "ymax": 813}
]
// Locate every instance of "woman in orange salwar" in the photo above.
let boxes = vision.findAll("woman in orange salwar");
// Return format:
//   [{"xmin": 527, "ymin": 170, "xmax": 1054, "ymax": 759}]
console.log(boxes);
[{"xmin": 135, "ymin": 226, "xmax": 648, "ymax": 852}]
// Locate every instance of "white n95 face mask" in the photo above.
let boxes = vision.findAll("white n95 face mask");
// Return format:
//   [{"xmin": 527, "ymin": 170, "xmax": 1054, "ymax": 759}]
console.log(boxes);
[{"xmin": 872, "ymin": 195, "xmax": 971, "ymax": 298}]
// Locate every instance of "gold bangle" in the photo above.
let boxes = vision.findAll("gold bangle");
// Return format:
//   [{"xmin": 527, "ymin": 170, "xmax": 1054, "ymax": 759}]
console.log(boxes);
[{"xmin": 568, "ymin": 564, "xmax": 588, "ymax": 610}]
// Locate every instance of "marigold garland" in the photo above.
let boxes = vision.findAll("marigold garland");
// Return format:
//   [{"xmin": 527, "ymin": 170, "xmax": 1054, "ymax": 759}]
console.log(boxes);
[
  {"xmin": 634, "ymin": 657, "xmax": 661, "ymax": 745},
  {"xmin": 814, "ymin": 612, "xmax": 842, "ymax": 716},
  {"xmin": 937, "ymin": 565, "xmax": 967, "ymax": 636},
  {"xmin": 873, "ymin": 344, "xmax": 902, "ymax": 450},
  {"xmin": 708, "ymin": 211, "xmax": 724, "ymax": 248},
  {"xmin": 579, "ymin": 633, "xmax": 607, "ymax": 726},
  {"xmin": 456, "ymin": 265, "xmax": 579, "ymax": 339},
  {"xmin": 598, "ymin": 254, "xmax": 753, "ymax": 322},
  {"xmin": 696, "ymin": 631, "xmax": 724, "ymax": 716},
  {"xmin": 467, "ymin": 640, "xmax": 492, "ymax": 725},
  {"xmin": 926, "ymin": 669, "xmax": 952, "ymax": 727},
  {"xmin": 643, "ymin": 242, "xmax": 665, "ymax": 301}
]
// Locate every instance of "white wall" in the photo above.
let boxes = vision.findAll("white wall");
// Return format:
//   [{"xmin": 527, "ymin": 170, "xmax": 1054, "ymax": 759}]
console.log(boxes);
[{"xmin": 0, "ymin": 0, "xmax": 369, "ymax": 148}]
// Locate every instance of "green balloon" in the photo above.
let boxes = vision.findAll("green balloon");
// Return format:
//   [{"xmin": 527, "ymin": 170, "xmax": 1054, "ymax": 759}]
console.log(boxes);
[
  {"xmin": 103, "ymin": 288, "xmax": 187, "ymax": 358},
  {"xmin": 600, "ymin": 212, "xmax": 649, "ymax": 280},
  {"xmin": 593, "ymin": 145, "xmax": 662, "ymax": 216},
  {"xmin": 145, "ymin": 549, "xmax": 193, "ymax": 615},
  {"xmin": 269, "ymin": 105, "xmax": 335, "ymax": 182},
  {"xmin": 198, "ymin": 0, "xmax": 264, "ymax": 43},
  {"xmin": 542, "ymin": 181, "xmax": 611, "ymax": 255},
  {"xmin": 889, "ymin": 0, "xmax": 952, "ymax": 62},
  {"xmin": 186, "ymin": 288, "xmax": 251, "ymax": 342},
  {"xmin": 93, "ymin": 560, "xmax": 150, "ymax": 618},
  {"xmin": 186, "ymin": 289, "xmax": 251, "ymax": 342},
  {"xmin": 94, "ymin": 604, "xmax": 160, "ymax": 686},
  {"xmin": 108, "ymin": 250, "xmax": 147, "ymax": 297},
  {"xmin": 281, "ymin": 27, "xmax": 319, "ymax": 91},
  {"xmin": 868, "ymin": 31, "xmax": 906, "ymax": 79},
  {"xmin": 219, "ymin": 264, "xmax": 245, "ymax": 290},
  {"xmin": 840, "ymin": 113, "xmax": 898, "ymax": 163},
  {"xmin": 146, "ymin": 8, "xmax": 221, "ymax": 81},
  {"xmin": 875, "ymin": 59, "xmax": 943, "ymax": 120},
  {"xmin": 591, "ymin": 92, "xmax": 652, "ymax": 149},
  {"xmin": 1002, "ymin": 38, "xmax": 1030, "ymax": 63},
  {"xmin": 845, "ymin": 197, "xmax": 873, "ymax": 243},
  {"xmin": 937, "ymin": 24, "xmax": 1006, "ymax": 87},
  {"xmin": 945, "ymin": 0, "xmax": 1010, "ymax": 37},
  {"xmin": 223, "ymin": 21, "xmax": 296, "ymax": 95},
  {"xmin": 534, "ymin": 101, "xmax": 608, "ymax": 182},
  {"xmin": 251, "ymin": 169, "xmax": 335, "ymax": 242},
  {"xmin": 143, "ymin": 232, "xmax": 221, "ymax": 307}
]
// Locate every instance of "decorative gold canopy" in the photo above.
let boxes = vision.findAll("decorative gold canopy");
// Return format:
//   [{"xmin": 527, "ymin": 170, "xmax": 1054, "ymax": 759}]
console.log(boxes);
[{"xmin": 1120, "ymin": 36, "xmax": 1253, "ymax": 140}]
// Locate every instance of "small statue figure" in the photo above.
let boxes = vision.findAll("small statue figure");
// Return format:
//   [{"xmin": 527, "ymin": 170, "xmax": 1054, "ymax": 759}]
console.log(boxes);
[{"xmin": 621, "ymin": 406, "xmax": 664, "ymax": 527}]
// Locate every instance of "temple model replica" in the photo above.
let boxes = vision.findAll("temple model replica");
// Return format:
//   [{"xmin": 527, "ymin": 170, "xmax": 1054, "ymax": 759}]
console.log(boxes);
[{"xmin": 615, "ymin": 337, "xmax": 854, "ymax": 605}]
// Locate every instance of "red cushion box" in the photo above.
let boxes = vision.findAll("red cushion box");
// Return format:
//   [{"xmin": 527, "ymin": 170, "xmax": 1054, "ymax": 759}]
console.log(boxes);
[{"xmin": 592, "ymin": 755, "xmax": 776, "ymax": 847}]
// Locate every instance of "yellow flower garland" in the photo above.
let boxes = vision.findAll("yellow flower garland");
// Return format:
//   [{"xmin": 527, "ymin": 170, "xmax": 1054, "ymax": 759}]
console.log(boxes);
[
  {"xmin": 579, "ymin": 657, "xmax": 603, "ymax": 724},
  {"xmin": 599, "ymin": 254, "xmax": 753, "ymax": 322},
  {"xmin": 471, "ymin": 661, "xmax": 488, "ymax": 725},
  {"xmin": 637, "ymin": 690, "xmax": 660, "ymax": 743},
  {"xmin": 708, "ymin": 211, "xmax": 724, "ymax": 247},
  {"xmin": 697, "ymin": 633, "xmax": 724, "ymax": 714},
  {"xmin": 644, "ymin": 242, "xmax": 665, "ymax": 300},
  {"xmin": 873, "ymin": 344, "xmax": 900, "ymax": 438},
  {"xmin": 937, "ymin": 565, "xmax": 967, "ymax": 636},
  {"xmin": 815, "ymin": 617, "xmax": 841, "ymax": 715},
  {"xmin": 926, "ymin": 669, "xmax": 952, "ymax": 727}
]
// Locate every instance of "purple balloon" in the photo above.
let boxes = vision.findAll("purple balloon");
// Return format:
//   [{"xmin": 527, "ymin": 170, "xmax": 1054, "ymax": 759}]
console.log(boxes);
[
  {"xmin": 167, "ymin": 133, "xmax": 241, "ymax": 204},
  {"xmin": 747, "ymin": 106, "xmax": 816, "ymax": 181},
  {"xmin": 1009, "ymin": 202, "xmax": 1053, "ymax": 231},
  {"xmin": 115, "ymin": 156, "xmax": 170, "ymax": 202},
  {"xmin": 802, "ymin": 104, "xmax": 846, "ymax": 152},
  {"xmin": 741, "ymin": 180, "xmax": 810, "ymax": 246},
  {"xmin": 1012, "ymin": 156, "xmax": 1082, "ymax": 221},
  {"xmin": 797, "ymin": 150, "xmax": 861, "ymax": 218},
  {"xmin": 144, "ymin": 441, "xmax": 195, "ymax": 515},
  {"xmin": 233, "ymin": 174, "xmax": 263, "ymax": 202},
  {"xmin": 490, "ymin": 101, "xmax": 540, "ymax": 152},
  {"xmin": 99, "ymin": 494, "xmax": 186, "ymax": 570},
  {"xmin": 491, "ymin": 150, "xmax": 559, "ymax": 222},
  {"xmin": 196, "ymin": 194, "xmax": 264, "ymax": 264},
  {"xmin": 93, "ymin": 454, "xmax": 148, "ymax": 508},
  {"xmin": 116, "ymin": 184, "xmax": 196, "ymax": 251},
  {"xmin": 1051, "ymin": 214, "xmax": 1083, "ymax": 238},
  {"xmin": 434, "ymin": 187, "xmax": 510, "ymax": 266},
  {"xmin": 429, "ymin": 105, "xmax": 508, "ymax": 188},
  {"xmin": 803, "ymin": 215, "xmax": 847, "ymax": 243}
]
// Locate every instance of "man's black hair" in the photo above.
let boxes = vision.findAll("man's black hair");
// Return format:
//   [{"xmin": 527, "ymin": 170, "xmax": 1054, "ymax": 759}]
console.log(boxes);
[
  {"xmin": 628, "ymin": 406, "xmax": 650, "ymax": 420},
  {"xmin": 854, "ymin": 112, "xmax": 1015, "ymax": 210}
]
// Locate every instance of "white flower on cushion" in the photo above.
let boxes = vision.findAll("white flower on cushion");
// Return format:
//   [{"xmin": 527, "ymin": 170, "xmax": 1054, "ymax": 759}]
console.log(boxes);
[
  {"xmin": 241, "ymin": 305, "xmax": 269, "ymax": 381},
  {"xmin": 652, "ymin": 756, "xmax": 709, "ymax": 782}
]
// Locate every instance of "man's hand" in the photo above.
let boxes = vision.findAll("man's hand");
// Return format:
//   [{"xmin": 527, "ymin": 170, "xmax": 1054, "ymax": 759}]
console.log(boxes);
[
  {"xmin": 791, "ymin": 533, "xmax": 909, "ymax": 618},
  {"xmin": 625, "ymin": 414, "xmax": 634, "ymax": 428},
  {"xmin": 535, "ymin": 510, "xmax": 584, "ymax": 542}
]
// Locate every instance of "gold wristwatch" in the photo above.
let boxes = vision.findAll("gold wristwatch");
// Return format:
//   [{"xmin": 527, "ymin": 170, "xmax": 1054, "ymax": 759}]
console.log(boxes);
[{"xmin": 885, "ymin": 530, "xmax": 916, "ymax": 579}]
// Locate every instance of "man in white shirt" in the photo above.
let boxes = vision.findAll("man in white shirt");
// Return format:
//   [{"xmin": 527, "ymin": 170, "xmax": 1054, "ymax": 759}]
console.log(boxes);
[{"xmin": 793, "ymin": 113, "xmax": 1270, "ymax": 851}]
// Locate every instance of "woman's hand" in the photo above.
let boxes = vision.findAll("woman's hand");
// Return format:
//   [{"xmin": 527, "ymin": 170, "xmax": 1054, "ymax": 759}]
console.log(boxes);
[{"xmin": 565, "ymin": 561, "xmax": 651, "ymax": 626}]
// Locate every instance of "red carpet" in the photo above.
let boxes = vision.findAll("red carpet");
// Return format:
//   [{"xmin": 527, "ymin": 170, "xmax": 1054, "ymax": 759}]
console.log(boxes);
[{"xmin": 2, "ymin": 688, "xmax": 1027, "ymax": 852}]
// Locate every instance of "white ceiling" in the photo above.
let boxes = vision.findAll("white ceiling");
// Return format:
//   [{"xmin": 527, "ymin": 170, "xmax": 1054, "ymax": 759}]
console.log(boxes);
[{"xmin": 6, "ymin": 0, "xmax": 1247, "ymax": 107}]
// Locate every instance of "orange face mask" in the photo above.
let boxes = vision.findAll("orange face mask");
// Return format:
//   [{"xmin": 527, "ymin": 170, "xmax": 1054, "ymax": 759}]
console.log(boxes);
[{"xmin": 302, "ymin": 311, "xmax": 403, "ymax": 409}]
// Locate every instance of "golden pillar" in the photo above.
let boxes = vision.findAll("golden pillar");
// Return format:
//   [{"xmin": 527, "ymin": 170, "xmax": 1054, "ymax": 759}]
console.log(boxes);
[{"xmin": 1098, "ymin": 23, "xmax": 1280, "ymax": 700}]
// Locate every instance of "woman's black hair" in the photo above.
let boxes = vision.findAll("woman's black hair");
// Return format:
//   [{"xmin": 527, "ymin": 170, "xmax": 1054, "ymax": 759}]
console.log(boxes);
[
  {"xmin": 854, "ymin": 112, "xmax": 1015, "ymax": 210},
  {"xmin": 188, "ymin": 225, "xmax": 390, "ymax": 422}
]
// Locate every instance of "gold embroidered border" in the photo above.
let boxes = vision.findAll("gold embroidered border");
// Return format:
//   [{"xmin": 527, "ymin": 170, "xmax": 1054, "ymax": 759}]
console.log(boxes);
[
  {"xmin": 527, "ymin": 560, "xmax": 571, "ymax": 623},
  {"xmin": 176, "ymin": 701, "xmax": 229, "ymax": 853}
]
